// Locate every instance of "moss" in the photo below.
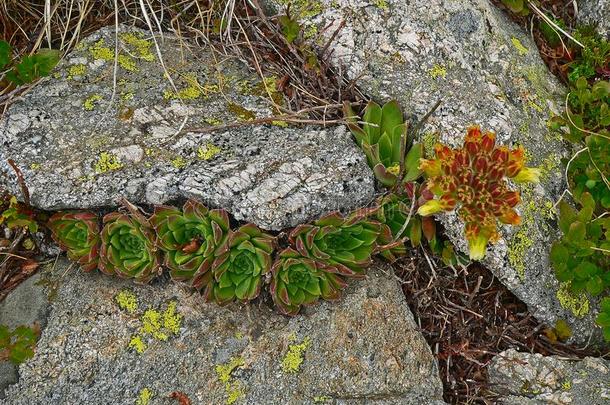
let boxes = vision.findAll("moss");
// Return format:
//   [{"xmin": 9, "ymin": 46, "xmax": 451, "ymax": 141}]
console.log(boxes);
[
  {"xmin": 162, "ymin": 301, "xmax": 182, "ymax": 334},
  {"xmin": 511, "ymin": 37, "xmax": 529, "ymax": 56},
  {"xmin": 89, "ymin": 39, "xmax": 114, "ymax": 61},
  {"xmin": 215, "ymin": 357, "xmax": 245, "ymax": 404},
  {"xmin": 129, "ymin": 335, "xmax": 147, "ymax": 353},
  {"xmin": 84, "ymin": 94, "xmax": 103, "ymax": 111},
  {"xmin": 281, "ymin": 336, "xmax": 311, "ymax": 373},
  {"xmin": 119, "ymin": 32, "xmax": 155, "ymax": 62},
  {"xmin": 557, "ymin": 282, "xmax": 590, "ymax": 318},
  {"xmin": 118, "ymin": 54, "xmax": 138, "ymax": 72},
  {"xmin": 171, "ymin": 156, "xmax": 187, "ymax": 169},
  {"xmin": 198, "ymin": 143, "xmax": 222, "ymax": 160},
  {"xmin": 67, "ymin": 64, "xmax": 86, "ymax": 79},
  {"xmin": 227, "ymin": 103, "xmax": 256, "ymax": 121},
  {"xmin": 116, "ymin": 290, "xmax": 138, "ymax": 314},
  {"xmin": 94, "ymin": 152, "xmax": 123, "ymax": 173},
  {"xmin": 428, "ymin": 64, "xmax": 447, "ymax": 79},
  {"xmin": 136, "ymin": 387, "xmax": 153, "ymax": 405}
]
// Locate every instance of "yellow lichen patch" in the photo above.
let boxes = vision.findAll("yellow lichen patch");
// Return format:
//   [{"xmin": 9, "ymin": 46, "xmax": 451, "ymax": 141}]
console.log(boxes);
[
  {"xmin": 272, "ymin": 120, "xmax": 289, "ymax": 128},
  {"xmin": 277, "ymin": 0, "xmax": 323, "ymax": 19},
  {"xmin": 141, "ymin": 309, "xmax": 168, "ymax": 341},
  {"xmin": 556, "ymin": 282, "xmax": 590, "ymax": 318},
  {"xmin": 163, "ymin": 72, "xmax": 216, "ymax": 100},
  {"xmin": 121, "ymin": 91, "xmax": 134, "ymax": 101},
  {"xmin": 118, "ymin": 54, "xmax": 138, "ymax": 72},
  {"xmin": 89, "ymin": 39, "xmax": 114, "ymax": 61},
  {"xmin": 94, "ymin": 152, "xmax": 123, "ymax": 173},
  {"xmin": 372, "ymin": 0, "xmax": 388, "ymax": 9},
  {"xmin": 511, "ymin": 37, "xmax": 528, "ymax": 56},
  {"xmin": 216, "ymin": 357, "xmax": 245, "ymax": 405},
  {"xmin": 227, "ymin": 103, "xmax": 256, "ymax": 121},
  {"xmin": 136, "ymin": 387, "xmax": 153, "ymax": 405},
  {"xmin": 171, "ymin": 156, "xmax": 187, "ymax": 169},
  {"xmin": 281, "ymin": 336, "xmax": 311, "ymax": 373},
  {"xmin": 428, "ymin": 64, "xmax": 447, "ymax": 79},
  {"xmin": 129, "ymin": 335, "xmax": 147, "ymax": 354},
  {"xmin": 162, "ymin": 301, "xmax": 182, "ymax": 335},
  {"xmin": 204, "ymin": 118, "xmax": 223, "ymax": 126},
  {"xmin": 84, "ymin": 94, "xmax": 103, "ymax": 111},
  {"xmin": 116, "ymin": 290, "xmax": 138, "ymax": 314},
  {"xmin": 421, "ymin": 131, "xmax": 439, "ymax": 157},
  {"xmin": 67, "ymin": 64, "xmax": 86, "ymax": 79},
  {"xmin": 198, "ymin": 143, "xmax": 221, "ymax": 160},
  {"xmin": 29, "ymin": 163, "xmax": 41, "ymax": 170},
  {"xmin": 561, "ymin": 380, "xmax": 572, "ymax": 391},
  {"xmin": 313, "ymin": 396, "xmax": 332, "ymax": 403},
  {"xmin": 120, "ymin": 32, "xmax": 155, "ymax": 62}
]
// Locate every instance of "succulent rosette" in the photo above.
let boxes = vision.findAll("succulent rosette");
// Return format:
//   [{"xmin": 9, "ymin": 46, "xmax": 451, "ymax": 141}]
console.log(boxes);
[
  {"xmin": 99, "ymin": 211, "xmax": 161, "ymax": 282},
  {"xmin": 149, "ymin": 199, "xmax": 229, "ymax": 282},
  {"xmin": 417, "ymin": 126, "xmax": 540, "ymax": 260},
  {"xmin": 199, "ymin": 224, "xmax": 275, "ymax": 304},
  {"xmin": 289, "ymin": 209, "xmax": 381, "ymax": 276},
  {"xmin": 47, "ymin": 211, "xmax": 100, "ymax": 271},
  {"xmin": 270, "ymin": 248, "xmax": 347, "ymax": 315}
]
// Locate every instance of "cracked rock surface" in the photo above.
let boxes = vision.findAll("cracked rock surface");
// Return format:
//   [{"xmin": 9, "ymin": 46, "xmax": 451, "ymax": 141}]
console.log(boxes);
[
  {"xmin": 263, "ymin": 0, "xmax": 606, "ymax": 345},
  {"xmin": 2, "ymin": 258, "xmax": 445, "ymax": 404},
  {"xmin": 488, "ymin": 349, "xmax": 610, "ymax": 404},
  {"xmin": 0, "ymin": 25, "xmax": 374, "ymax": 231}
]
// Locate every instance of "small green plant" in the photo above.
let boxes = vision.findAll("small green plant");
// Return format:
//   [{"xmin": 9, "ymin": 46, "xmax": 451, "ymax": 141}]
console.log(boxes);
[
  {"xmin": 596, "ymin": 296, "xmax": 610, "ymax": 341},
  {"xmin": 0, "ymin": 40, "xmax": 60, "ymax": 86},
  {"xmin": 0, "ymin": 196, "xmax": 38, "ymax": 233},
  {"xmin": 550, "ymin": 193, "xmax": 610, "ymax": 297},
  {"xmin": 0, "ymin": 324, "xmax": 39, "ymax": 365},
  {"xmin": 567, "ymin": 28, "xmax": 610, "ymax": 83},
  {"xmin": 202, "ymin": 223, "xmax": 275, "ymax": 304},
  {"xmin": 270, "ymin": 248, "xmax": 347, "ymax": 315},
  {"xmin": 289, "ymin": 210, "xmax": 381, "ymax": 276},
  {"xmin": 501, "ymin": 0, "xmax": 529, "ymax": 16},
  {"xmin": 418, "ymin": 126, "xmax": 540, "ymax": 260},
  {"xmin": 149, "ymin": 199, "xmax": 230, "ymax": 283},
  {"xmin": 99, "ymin": 211, "xmax": 161, "ymax": 282},
  {"xmin": 47, "ymin": 211, "xmax": 100, "ymax": 272},
  {"xmin": 344, "ymin": 100, "xmax": 423, "ymax": 187}
]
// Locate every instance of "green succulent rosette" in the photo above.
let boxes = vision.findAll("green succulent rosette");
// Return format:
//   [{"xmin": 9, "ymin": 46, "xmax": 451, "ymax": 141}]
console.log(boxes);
[
  {"xmin": 199, "ymin": 223, "xmax": 275, "ymax": 304},
  {"xmin": 270, "ymin": 248, "xmax": 347, "ymax": 315},
  {"xmin": 99, "ymin": 211, "xmax": 161, "ymax": 282},
  {"xmin": 288, "ymin": 209, "xmax": 381, "ymax": 276},
  {"xmin": 47, "ymin": 211, "xmax": 100, "ymax": 271},
  {"xmin": 149, "ymin": 199, "xmax": 229, "ymax": 282}
]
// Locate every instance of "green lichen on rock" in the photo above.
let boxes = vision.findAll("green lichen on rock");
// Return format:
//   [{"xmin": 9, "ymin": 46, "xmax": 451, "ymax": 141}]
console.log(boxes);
[
  {"xmin": 94, "ymin": 152, "xmax": 123, "ymax": 173},
  {"xmin": 428, "ymin": 64, "xmax": 447, "ymax": 79},
  {"xmin": 281, "ymin": 335, "xmax": 311, "ymax": 373},
  {"xmin": 198, "ymin": 143, "xmax": 221, "ymax": 160},
  {"xmin": 89, "ymin": 39, "xmax": 114, "ymax": 61},
  {"xmin": 67, "ymin": 64, "xmax": 86, "ymax": 79},
  {"xmin": 556, "ymin": 282, "xmax": 590, "ymax": 318},
  {"xmin": 163, "ymin": 72, "xmax": 205, "ymax": 100},
  {"xmin": 227, "ymin": 102, "xmax": 256, "ymax": 121},
  {"xmin": 116, "ymin": 290, "xmax": 138, "ymax": 314},
  {"xmin": 372, "ymin": 0, "xmax": 389, "ymax": 9},
  {"xmin": 128, "ymin": 301, "xmax": 182, "ymax": 353},
  {"xmin": 135, "ymin": 387, "xmax": 153, "ymax": 405},
  {"xmin": 129, "ymin": 335, "xmax": 147, "ymax": 354},
  {"xmin": 118, "ymin": 54, "xmax": 138, "ymax": 72},
  {"xmin": 170, "ymin": 156, "xmax": 187, "ymax": 169},
  {"xmin": 119, "ymin": 32, "xmax": 155, "ymax": 62},
  {"xmin": 277, "ymin": 0, "xmax": 323, "ymax": 19},
  {"xmin": 84, "ymin": 94, "xmax": 103, "ymax": 111},
  {"xmin": 215, "ymin": 356, "xmax": 245, "ymax": 404},
  {"xmin": 511, "ymin": 37, "xmax": 529, "ymax": 56},
  {"xmin": 162, "ymin": 301, "xmax": 182, "ymax": 335},
  {"xmin": 313, "ymin": 396, "xmax": 332, "ymax": 403}
]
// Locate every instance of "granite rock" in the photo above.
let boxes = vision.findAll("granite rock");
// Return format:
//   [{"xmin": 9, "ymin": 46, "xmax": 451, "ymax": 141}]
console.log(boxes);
[
  {"xmin": 2, "ymin": 258, "xmax": 445, "ymax": 404},
  {"xmin": 0, "ymin": 25, "xmax": 375, "ymax": 231},
  {"xmin": 577, "ymin": 0, "xmax": 610, "ymax": 38}
]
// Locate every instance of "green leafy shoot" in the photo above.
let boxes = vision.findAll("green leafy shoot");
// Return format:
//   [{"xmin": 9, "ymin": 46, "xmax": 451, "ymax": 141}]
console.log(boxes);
[{"xmin": 0, "ymin": 324, "xmax": 40, "ymax": 365}]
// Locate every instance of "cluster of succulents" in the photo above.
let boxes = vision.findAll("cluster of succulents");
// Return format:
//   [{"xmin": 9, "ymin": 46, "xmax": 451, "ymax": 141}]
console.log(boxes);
[
  {"xmin": 47, "ymin": 199, "xmax": 384, "ymax": 315},
  {"xmin": 418, "ymin": 126, "xmax": 540, "ymax": 259}
]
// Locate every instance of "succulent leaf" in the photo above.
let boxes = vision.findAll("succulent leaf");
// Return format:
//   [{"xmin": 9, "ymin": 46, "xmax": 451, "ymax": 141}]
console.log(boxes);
[
  {"xmin": 48, "ymin": 211, "xmax": 101, "ymax": 272},
  {"xmin": 99, "ymin": 211, "xmax": 161, "ymax": 282}
]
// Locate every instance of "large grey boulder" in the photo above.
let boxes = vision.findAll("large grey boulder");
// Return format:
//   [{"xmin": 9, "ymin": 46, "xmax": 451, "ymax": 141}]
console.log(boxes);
[
  {"xmin": 263, "ymin": 0, "xmax": 603, "ymax": 344},
  {"xmin": 2, "ymin": 258, "xmax": 445, "ymax": 404},
  {"xmin": 0, "ymin": 25, "xmax": 374, "ymax": 231},
  {"xmin": 488, "ymin": 349, "xmax": 610, "ymax": 404},
  {"xmin": 577, "ymin": 0, "xmax": 610, "ymax": 38}
]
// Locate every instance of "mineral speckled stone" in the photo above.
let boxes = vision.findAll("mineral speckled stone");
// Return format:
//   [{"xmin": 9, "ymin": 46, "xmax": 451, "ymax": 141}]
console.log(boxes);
[
  {"xmin": 1, "ymin": 258, "xmax": 445, "ymax": 404},
  {"xmin": 577, "ymin": 0, "xmax": 610, "ymax": 38},
  {"xmin": 263, "ymin": 0, "xmax": 603, "ymax": 346},
  {"xmin": 0, "ymin": 25, "xmax": 374, "ymax": 231},
  {"xmin": 488, "ymin": 349, "xmax": 610, "ymax": 404}
]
